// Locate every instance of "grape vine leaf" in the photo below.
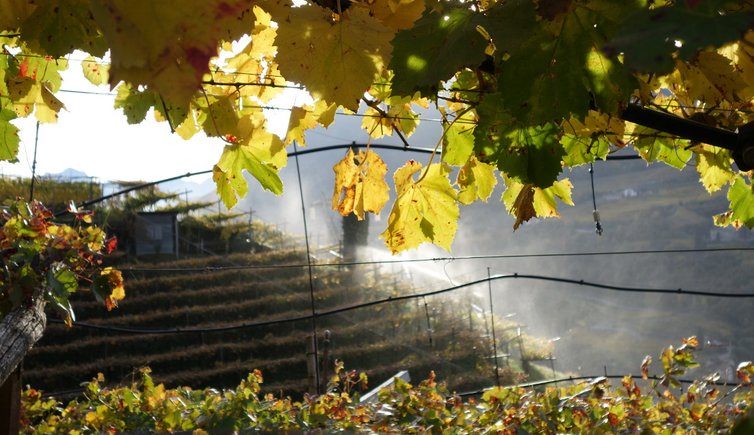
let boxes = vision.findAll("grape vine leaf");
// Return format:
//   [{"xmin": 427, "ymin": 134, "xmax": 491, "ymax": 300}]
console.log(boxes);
[
  {"xmin": 673, "ymin": 52, "xmax": 750, "ymax": 105},
  {"xmin": 502, "ymin": 176, "xmax": 574, "ymax": 230},
  {"xmin": 695, "ymin": 144, "xmax": 734, "ymax": 193},
  {"xmin": 380, "ymin": 161, "xmax": 458, "ymax": 253},
  {"xmin": 561, "ymin": 111, "xmax": 623, "ymax": 166},
  {"xmin": 114, "ymin": 84, "xmax": 157, "ymax": 124},
  {"xmin": 19, "ymin": 0, "xmax": 107, "ymax": 58},
  {"xmin": 494, "ymin": 2, "xmax": 639, "ymax": 124},
  {"xmin": 457, "ymin": 156, "xmax": 497, "ymax": 205},
  {"xmin": 92, "ymin": 267, "xmax": 125, "ymax": 311},
  {"xmin": 604, "ymin": 0, "xmax": 754, "ymax": 74},
  {"xmin": 4, "ymin": 55, "xmax": 67, "ymax": 122},
  {"xmin": 0, "ymin": 108, "xmax": 20, "ymax": 162},
  {"xmin": 389, "ymin": 8, "xmax": 489, "ymax": 97},
  {"xmin": 213, "ymin": 113, "xmax": 286, "ymax": 208},
  {"xmin": 361, "ymin": 103, "xmax": 419, "ymax": 139},
  {"xmin": 331, "ymin": 148, "xmax": 390, "ymax": 220},
  {"xmin": 275, "ymin": 5, "xmax": 394, "ymax": 111},
  {"xmin": 633, "ymin": 127, "xmax": 692, "ymax": 170},
  {"xmin": 89, "ymin": 0, "xmax": 250, "ymax": 108},
  {"xmin": 81, "ymin": 57, "xmax": 109, "ymax": 86},
  {"xmin": 286, "ymin": 101, "xmax": 337, "ymax": 145},
  {"xmin": 0, "ymin": 0, "xmax": 36, "ymax": 31},
  {"xmin": 714, "ymin": 175, "xmax": 754, "ymax": 229},
  {"xmin": 475, "ymin": 118, "xmax": 565, "ymax": 188},
  {"xmin": 369, "ymin": 0, "xmax": 425, "ymax": 31},
  {"xmin": 441, "ymin": 109, "xmax": 476, "ymax": 166}
]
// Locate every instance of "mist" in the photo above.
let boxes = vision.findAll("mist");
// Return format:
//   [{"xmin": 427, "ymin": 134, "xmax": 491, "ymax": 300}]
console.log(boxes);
[{"xmin": 184, "ymin": 103, "xmax": 752, "ymax": 385}]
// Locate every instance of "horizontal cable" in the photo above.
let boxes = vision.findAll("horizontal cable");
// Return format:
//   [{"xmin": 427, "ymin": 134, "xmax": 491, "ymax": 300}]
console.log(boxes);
[
  {"xmin": 47, "ymin": 273, "xmax": 754, "ymax": 335},
  {"xmin": 122, "ymin": 246, "xmax": 754, "ymax": 273},
  {"xmin": 457, "ymin": 373, "xmax": 744, "ymax": 397},
  {"xmin": 58, "ymin": 143, "xmax": 638, "ymax": 215}
]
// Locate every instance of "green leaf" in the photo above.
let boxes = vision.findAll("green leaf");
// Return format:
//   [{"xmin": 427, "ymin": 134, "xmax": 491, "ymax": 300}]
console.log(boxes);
[
  {"xmin": 441, "ymin": 109, "xmax": 476, "ymax": 166},
  {"xmin": 390, "ymin": 8, "xmax": 488, "ymax": 97},
  {"xmin": 20, "ymin": 0, "xmax": 108, "ymax": 57},
  {"xmin": 604, "ymin": 0, "xmax": 754, "ymax": 73},
  {"xmin": 380, "ymin": 162, "xmax": 459, "ymax": 253},
  {"xmin": 493, "ymin": 1, "xmax": 640, "ymax": 123},
  {"xmin": 114, "ymin": 84, "xmax": 157, "ymax": 124},
  {"xmin": 475, "ymin": 118, "xmax": 564, "ymax": 188},
  {"xmin": 213, "ymin": 114, "xmax": 286, "ymax": 208},
  {"xmin": 560, "ymin": 134, "xmax": 609, "ymax": 167},
  {"xmin": 634, "ymin": 128, "xmax": 691, "ymax": 170},
  {"xmin": 0, "ymin": 108, "xmax": 20, "ymax": 162},
  {"xmin": 714, "ymin": 175, "xmax": 754, "ymax": 229},
  {"xmin": 48, "ymin": 265, "xmax": 78, "ymax": 297}
]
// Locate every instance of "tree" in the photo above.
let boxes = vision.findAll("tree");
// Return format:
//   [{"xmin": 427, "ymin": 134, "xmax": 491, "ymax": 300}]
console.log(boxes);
[{"xmin": 1, "ymin": 0, "xmax": 754, "ymax": 255}]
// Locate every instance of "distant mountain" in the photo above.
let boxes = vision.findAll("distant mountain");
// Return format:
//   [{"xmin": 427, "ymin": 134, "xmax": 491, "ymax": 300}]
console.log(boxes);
[{"xmin": 44, "ymin": 168, "xmax": 92, "ymax": 181}]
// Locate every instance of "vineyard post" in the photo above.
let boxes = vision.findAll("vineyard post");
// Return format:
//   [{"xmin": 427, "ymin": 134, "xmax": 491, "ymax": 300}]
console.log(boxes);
[{"xmin": 0, "ymin": 366, "xmax": 20, "ymax": 434}]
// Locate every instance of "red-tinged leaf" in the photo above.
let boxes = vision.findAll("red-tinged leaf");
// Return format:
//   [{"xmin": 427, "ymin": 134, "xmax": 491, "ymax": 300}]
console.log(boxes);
[{"xmin": 105, "ymin": 237, "xmax": 118, "ymax": 254}]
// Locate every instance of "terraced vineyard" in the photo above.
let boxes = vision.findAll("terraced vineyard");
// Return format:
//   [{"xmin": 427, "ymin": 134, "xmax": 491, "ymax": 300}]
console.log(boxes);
[{"xmin": 23, "ymin": 249, "xmax": 541, "ymax": 398}]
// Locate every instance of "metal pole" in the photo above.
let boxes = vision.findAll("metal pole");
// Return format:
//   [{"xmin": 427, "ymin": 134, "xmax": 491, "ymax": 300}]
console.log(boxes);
[
  {"xmin": 293, "ymin": 141, "xmax": 321, "ymax": 394},
  {"xmin": 29, "ymin": 122, "xmax": 40, "ymax": 201},
  {"xmin": 487, "ymin": 267, "xmax": 501, "ymax": 387}
]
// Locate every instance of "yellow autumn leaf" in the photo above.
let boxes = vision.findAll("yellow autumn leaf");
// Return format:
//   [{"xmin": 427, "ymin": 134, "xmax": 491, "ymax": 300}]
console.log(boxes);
[
  {"xmin": 457, "ymin": 156, "xmax": 497, "ymax": 205},
  {"xmin": 90, "ymin": 0, "xmax": 251, "ymax": 108},
  {"xmin": 695, "ymin": 144, "xmax": 735, "ymax": 193},
  {"xmin": 502, "ymin": 176, "xmax": 574, "ymax": 230},
  {"xmin": 367, "ymin": 0, "xmax": 425, "ymax": 30},
  {"xmin": 81, "ymin": 56, "xmax": 109, "ymax": 86},
  {"xmin": 6, "ymin": 79, "xmax": 65, "ymax": 123},
  {"xmin": 286, "ymin": 101, "xmax": 338, "ymax": 145},
  {"xmin": 275, "ymin": 5, "xmax": 394, "ymax": 111},
  {"xmin": 332, "ymin": 148, "xmax": 390, "ymax": 219},
  {"xmin": 380, "ymin": 161, "xmax": 459, "ymax": 253}
]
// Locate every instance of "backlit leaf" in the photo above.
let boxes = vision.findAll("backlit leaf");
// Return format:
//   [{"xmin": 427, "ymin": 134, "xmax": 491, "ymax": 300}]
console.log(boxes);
[
  {"xmin": 92, "ymin": 267, "xmax": 125, "ymax": 311},
  {"xmin": 380, "ymin": 161, "xmax": 458, "ymax": 253},
  {"xmin": 114, "ymin": 84, "xmax": 157, "ymax": 124},
  {"xmin": 19, "ymin": 0, "xmax": 107, "ymax": 57},
  {"xmin": 90, "ymin": 0, "xmax": 251, "ymax": 108},
  {"xmin": 369, "ymin": 0, "xmax": 425, "ymax": 31},
  {"xmin": 214, "ymin": 113, "xmax": 286, "ymax": 208},
  {"xmin": 390, "ymin": 8, "xmax": 488, "ymax": 97},
  {"xmin": 0, "ymin": 109, "xmax": 20, "ymax": 162},
  {"xmin": 561, "ymin": 111, "xmax": 622, "ymax": 166},
  {"xmin": 276, "ymin": 5, "xmax": 394, "ymax": 111},
  {"xmin": 632, "ymin": 126, "xmax": 691, "ymax": 170},
  {"xmin": 695, "ymin": 144, "xmax": 734, "ymax": 193},
  {"xmin": 714, "ymin": 175, "xmax": 754, "ymax": 229},
  {"xmin": 502, "ymin": 176, "xmax": 574, "ymax": 230},
  {"xmin": 441, "ymin": 109, "xmax": 476, "ymax": 166},
  {"xmin": 332, "ymin": 148, "xmax": 390, "ymax": 219},
  {"xmin": 457, "ymin": 156, "xmax": 497, "ymax": 205},
  {"xmin": 286, "ymin": 101, "xmax": 337, "ymax": 145},
  {"xmin": 81, "ymin": 56, "xmax": 109, "ymax": 86},
  {"xmin": 604, "ymin": 0, "xmax": 754, "ymax": 73},
  {"xmin": 475, "ymin": 119, "xmax": 565, "ymax": 188}
]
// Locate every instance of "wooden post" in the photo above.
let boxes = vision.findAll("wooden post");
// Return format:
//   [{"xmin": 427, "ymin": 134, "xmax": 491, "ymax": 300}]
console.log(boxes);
[{"xmin": 0, "ymin": 366, "xmax": 21, "ymax": 434}]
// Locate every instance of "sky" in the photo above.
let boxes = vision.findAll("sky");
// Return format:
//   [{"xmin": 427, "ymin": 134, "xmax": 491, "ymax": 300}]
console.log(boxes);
[{"xmin": 0, "ymin": 55, "xmax": 300, "ymax": 184}]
